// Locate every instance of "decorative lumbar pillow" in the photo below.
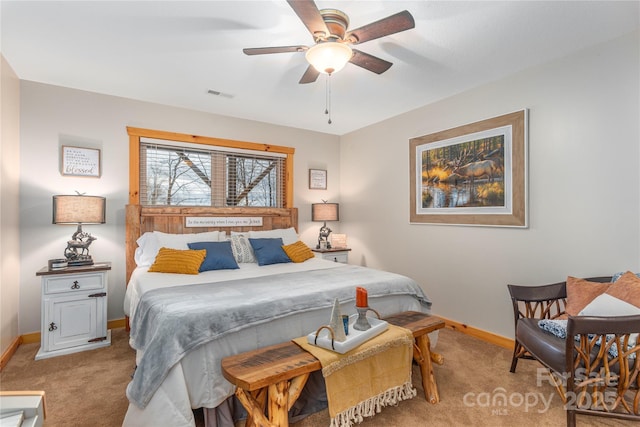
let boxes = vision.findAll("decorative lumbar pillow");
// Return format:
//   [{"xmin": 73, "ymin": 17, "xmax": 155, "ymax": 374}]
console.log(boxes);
[
  {"xmin": 230, "ymin": 232, "xmax": 256, "ymax": 263},
  {"xmin": 564, "ymin": 276, "xmax": 612, "ymax": 316},
  {"xmin": 282, "ymin": 240, "xmax": 315, "ymax": 263},
  {"xmin": 538, "ymin": 319, "xmax": 568, "ymax": 339},
  {"xmin": 187, "ymin": 241, "xmax": 239, "ymax": 272},
  {"xmin": 248, "ymin": 238, "xmax": 292, "ymax": 266},
  {"xmin": 148, "ymin": 247, "xmax": 206, "ymax": 274},
  {"xmin": 604, "ymin": 271, "xmax": 640, "ymax": 308}
]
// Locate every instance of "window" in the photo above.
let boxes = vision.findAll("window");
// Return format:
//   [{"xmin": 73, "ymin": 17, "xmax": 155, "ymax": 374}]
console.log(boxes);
[{"xmin": 128, "ymin": 127, "xmax": 294, "ymax": 208}]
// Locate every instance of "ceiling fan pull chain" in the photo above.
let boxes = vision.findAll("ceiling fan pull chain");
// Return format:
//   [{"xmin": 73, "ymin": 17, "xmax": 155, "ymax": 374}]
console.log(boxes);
[{"xmin": 325, "ymin": 74, "xmax": 332, "ymax": 124}]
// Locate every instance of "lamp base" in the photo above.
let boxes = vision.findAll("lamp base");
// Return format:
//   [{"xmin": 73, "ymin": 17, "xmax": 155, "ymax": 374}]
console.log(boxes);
[{"xmin": 66, "ymin": 256, "xmax": 94, "ymax": 267}]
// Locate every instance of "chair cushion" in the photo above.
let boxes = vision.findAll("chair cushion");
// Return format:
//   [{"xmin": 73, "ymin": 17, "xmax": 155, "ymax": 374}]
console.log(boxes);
[{"xmin": 516, "ymin": 318, "xmax": 566, "ymax": 373}]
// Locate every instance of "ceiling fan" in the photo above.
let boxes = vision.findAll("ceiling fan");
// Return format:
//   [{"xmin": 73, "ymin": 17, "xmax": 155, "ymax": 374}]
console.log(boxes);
[{"xmin": 243, "ymin": 0, "xmax": 415, "ymax": 84}]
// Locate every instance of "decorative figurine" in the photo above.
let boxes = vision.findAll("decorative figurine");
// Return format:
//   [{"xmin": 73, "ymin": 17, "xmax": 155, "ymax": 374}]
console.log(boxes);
[{"xmin": 329, "ymin": 298, "xmax": 347, "ymax": 342}]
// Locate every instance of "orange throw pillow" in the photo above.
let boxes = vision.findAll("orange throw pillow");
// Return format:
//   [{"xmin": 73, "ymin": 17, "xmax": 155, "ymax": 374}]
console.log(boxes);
[
  {"xmin": 564, "ymin": 276, "xmax": 612, "ymax": 316},
  {"xmin": 148, "ymin": 247, "xmax": 206, "ymax": 274},
  {"xmin": 606, "ymin": 271, "xmax": 640, "ymax": 308},
  {"xmin": 281, "ymin": 241, "xmax": 314, "ymax": 263}
]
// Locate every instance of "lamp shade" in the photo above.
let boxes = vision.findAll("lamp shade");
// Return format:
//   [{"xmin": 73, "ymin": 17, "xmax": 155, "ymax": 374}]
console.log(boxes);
[
  {"xmin": 53, "ymin": 195, "xmax": 106, "ymax": 224},
  {"xmin": 312, "ymin": 203, "xmax": 339, "ymax": 222},
  {"xmin": 305, "ymin": 42, "xmax": 353, "ymax": 75}
]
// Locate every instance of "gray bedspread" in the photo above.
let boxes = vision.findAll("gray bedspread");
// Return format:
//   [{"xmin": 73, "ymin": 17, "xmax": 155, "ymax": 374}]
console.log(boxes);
[{"xmin": 127, "ymin": 264, "xmax": 431, "ymax": 408}]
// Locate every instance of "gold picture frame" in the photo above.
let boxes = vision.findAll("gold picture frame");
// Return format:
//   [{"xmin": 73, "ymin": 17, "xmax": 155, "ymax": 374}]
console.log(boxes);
[{"xmin": 409, "ymin": 110, "xmax": 527, "ymax": 227}]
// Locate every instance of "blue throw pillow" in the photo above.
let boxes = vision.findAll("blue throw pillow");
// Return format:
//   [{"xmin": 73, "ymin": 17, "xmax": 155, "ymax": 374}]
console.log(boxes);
[
  {"xmin": 248, "ymin": 238, "xmax": 292, "ymax": 266},
  {"xmin": 187, "ymin": 241, "xmax": 239, "ymax": 272}
]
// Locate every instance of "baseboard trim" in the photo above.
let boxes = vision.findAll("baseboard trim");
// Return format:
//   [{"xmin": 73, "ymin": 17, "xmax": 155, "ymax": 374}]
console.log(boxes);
[
  {"xmin": 0, "ymin": 336, "xmax": 23, "ymax": 371},
  {"xmin": 108, "ymin": 318, "xmax": 127, "ymax": 330},
  {"xmin": 439, "ymin": 315, "xmax": 514, "ymax": 350},
  {"xmin": 7, "ymin": 316, "xmax": 513, "ymax": 368}
]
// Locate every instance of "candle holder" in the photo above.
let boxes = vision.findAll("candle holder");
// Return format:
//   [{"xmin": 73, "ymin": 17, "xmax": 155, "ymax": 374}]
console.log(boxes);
[{"xmin": 353, "ymin": 307, "xmax": 372, "ymax": 331}]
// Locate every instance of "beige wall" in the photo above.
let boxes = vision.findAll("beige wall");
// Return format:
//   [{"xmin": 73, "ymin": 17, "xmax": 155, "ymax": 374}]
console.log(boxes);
[
  {"xmin": 1, "ymin": 55, "xmax": 21, "ymax": 355},
  {"xmin": 17, "ymin": 85, "xmax": 340, "ymax": 334},
  {"xmin": 10, "ymin": 30, "xmax": 640, "ymax": 342},
  {"xmin": 340, "ymin": 31, "xmax": 640, "ymax": 339}
]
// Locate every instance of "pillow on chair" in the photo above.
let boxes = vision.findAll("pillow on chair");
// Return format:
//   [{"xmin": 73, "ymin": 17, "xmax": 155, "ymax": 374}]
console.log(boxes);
[
  {"xmin": 565, "ymin": 276, "xmax": 612, "ymax": 316},
  {"xmin": 605, "ymin": 271, "xmax": 640, "ymax": 308}
]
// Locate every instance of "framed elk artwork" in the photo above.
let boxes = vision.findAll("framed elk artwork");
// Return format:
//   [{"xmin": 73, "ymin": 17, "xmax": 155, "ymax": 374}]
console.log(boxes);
[{"xmin": 409, "ymin": 110, "xmax": 528, "ymax": 227}]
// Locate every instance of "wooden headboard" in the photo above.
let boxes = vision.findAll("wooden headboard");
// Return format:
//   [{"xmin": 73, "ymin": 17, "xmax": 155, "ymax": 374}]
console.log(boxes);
[{"xmin": 125, "ymin": 204, "xmax": 298, "ymax": 283}]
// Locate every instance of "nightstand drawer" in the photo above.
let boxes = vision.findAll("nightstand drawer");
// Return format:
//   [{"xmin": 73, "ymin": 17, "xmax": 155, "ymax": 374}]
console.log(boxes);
[
  {"xmin": 326, "ymin": 253, "xmax": 348, "ymax": 263},
  {"xmin": 312, "ymin": 249, "xmax": 350, "ymax": 264},
  {"xmin": 44, "ymin": 273, "xmax": 105, "ymax": 294}
]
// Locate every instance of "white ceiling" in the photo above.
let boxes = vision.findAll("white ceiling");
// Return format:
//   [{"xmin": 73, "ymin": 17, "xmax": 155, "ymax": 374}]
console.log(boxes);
[{"xmin": 2, "ymin": 1, "xmax": 638, "ymax": 135}]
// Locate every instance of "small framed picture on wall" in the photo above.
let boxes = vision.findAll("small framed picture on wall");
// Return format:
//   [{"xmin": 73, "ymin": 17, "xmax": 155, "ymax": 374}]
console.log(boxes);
[
  {"xmin": 309, "ymin": 169, "xmax": 327, "ymax": 190},
  {"xmin": 61, "ymin": 146, "xmax": 101, "ymax": 177}
]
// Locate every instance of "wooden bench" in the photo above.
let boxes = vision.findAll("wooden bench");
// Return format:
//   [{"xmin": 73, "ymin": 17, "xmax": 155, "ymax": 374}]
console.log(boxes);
[{"xmin": 221, "ymin": 311, "xmax": 445, "ymax": 427}]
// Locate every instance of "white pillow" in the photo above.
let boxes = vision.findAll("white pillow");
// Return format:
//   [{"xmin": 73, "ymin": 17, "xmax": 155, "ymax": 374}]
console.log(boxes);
[
  {"xmin": 154, "ymin": 231, "xmax": 221, "ymax": 249},
  {"xmin": 578, "ymin": 293, "xmax": 640, "ymax": 358},
  {"xmin": 248, "ymin": 227, "xmax": 298, "ymax": 245},
  {"xmin": 134, "ymin": 230, "xmax": 221, "ymax": 267},
  {"xmin": 134, "ymin": 232, "xmax": 160, "ymax": 267},
  {"xmin": 578, "ymin": 293, "xmax": 640, "ymax": 317}
]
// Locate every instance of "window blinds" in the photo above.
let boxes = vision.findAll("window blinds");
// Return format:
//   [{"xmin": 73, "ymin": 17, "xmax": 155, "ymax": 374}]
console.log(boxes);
[{"xmin": 140, "ymin": 140, "xmax": 285, "ymax": 207}]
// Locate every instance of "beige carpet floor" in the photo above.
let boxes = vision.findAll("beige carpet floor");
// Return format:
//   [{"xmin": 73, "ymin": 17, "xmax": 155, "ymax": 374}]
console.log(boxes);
[{"xmin": 0, "ymin": 327, "xmax": 635, "ymax": 427}]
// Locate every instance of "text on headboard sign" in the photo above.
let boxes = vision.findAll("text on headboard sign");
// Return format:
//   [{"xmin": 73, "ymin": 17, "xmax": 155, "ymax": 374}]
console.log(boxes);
[{"xmin": 185, "ymin": 217, "xmax": 264, "ymax": 227}]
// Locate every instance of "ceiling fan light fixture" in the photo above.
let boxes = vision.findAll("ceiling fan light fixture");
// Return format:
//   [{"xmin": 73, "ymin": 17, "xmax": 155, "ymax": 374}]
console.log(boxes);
[{"xmin": 305, "ymin": 42, "xmax": 353, "ymax": 75}]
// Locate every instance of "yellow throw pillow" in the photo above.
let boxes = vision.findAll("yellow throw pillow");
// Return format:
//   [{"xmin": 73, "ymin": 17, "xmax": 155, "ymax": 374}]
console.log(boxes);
[
  {"xmin": 148, "ymin": 247, "xmax": 206, "ymax": 274},
  {"xmin": 282, "ymin": 241, "xmax": 314, "ymax": 263}
]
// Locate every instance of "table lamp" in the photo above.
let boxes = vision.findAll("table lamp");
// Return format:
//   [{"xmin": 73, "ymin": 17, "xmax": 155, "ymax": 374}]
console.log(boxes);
[
  {"xmin": 312, "ymin": 201, "xmax": 339, "ymax": 249},
  {"xmin": 52, "ymin": 194, "xmax": 105, "ymax": 266}
]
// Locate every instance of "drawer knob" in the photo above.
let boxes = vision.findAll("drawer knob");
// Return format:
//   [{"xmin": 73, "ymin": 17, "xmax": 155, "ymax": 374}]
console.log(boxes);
[
  {"xmin": 48, "ymin": 322, "xmax": 58, "ymax": 332},
  {"xmin": 71, "ymin": 280, "xmax": 80, "ymax": 289}
]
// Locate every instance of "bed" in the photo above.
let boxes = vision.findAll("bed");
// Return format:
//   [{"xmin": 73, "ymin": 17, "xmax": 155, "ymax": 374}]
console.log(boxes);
[{"xmin": 121, "ymin": 205, "xmax": 433, "ymax": 427}]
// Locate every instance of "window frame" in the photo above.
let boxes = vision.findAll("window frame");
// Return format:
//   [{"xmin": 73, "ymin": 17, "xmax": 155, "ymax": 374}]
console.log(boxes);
[{"xmin": 127, "ymin": 127, "xmax": 294, "ymax": 208}]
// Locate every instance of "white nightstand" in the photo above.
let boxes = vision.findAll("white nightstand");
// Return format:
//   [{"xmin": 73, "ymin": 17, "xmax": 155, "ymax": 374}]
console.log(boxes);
[
  {"xmin": 312, "ymin": 248, "xmax": 351, "ymax": 264},
  {"xmin": 35, "ymin": 262, "xmax": 111, "ymax": 360}
]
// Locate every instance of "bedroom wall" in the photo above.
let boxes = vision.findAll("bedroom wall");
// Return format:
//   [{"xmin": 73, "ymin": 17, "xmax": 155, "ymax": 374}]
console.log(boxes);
[
  {"xmin": 17, "ymin": 85, "xmax": 341, "ymax": 334},
  {"xmin": 339, "ymin": 30, "xmax": 640, "ymax": 340},
  {"xmin": 1, "ymin": 55, "xmax": 21, "ymax": 355}
]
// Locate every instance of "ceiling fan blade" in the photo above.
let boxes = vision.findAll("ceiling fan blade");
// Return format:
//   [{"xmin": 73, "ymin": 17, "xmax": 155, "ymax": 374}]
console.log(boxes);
[
  {"xmin": 299, "ymin": 65, "xmax": 320, "ymax": 84},
  {"xmin": 243, "ymin": 46, "xmax": 307, "ymax": 55},
  {"xmin": 286, "ymin": 0, "xmax": 330, "ymax": 39},
  {"xmin": 345, "ymin": 10, "xmax": 415, "ymax": 45},
  {"xmin": 349, "ymin": 49, "xmax": 393, "ymax": 74}
]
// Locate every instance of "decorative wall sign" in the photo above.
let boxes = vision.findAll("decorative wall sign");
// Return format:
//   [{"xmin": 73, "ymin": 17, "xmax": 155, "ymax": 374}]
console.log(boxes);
[
  {"xmin": 185, "ymin": 217, "xmax": 264, "ymax": 227},
  {"xmin": 309, "ymin": 169, "xmax": 327, "ymax": 190},
  {"xmin": 61, "ymin": 146, "xmax": 101, "ymax": 177},
  {"xmin": 409, "ymin": 110, "xmax": 528, "ymax": 227}
]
